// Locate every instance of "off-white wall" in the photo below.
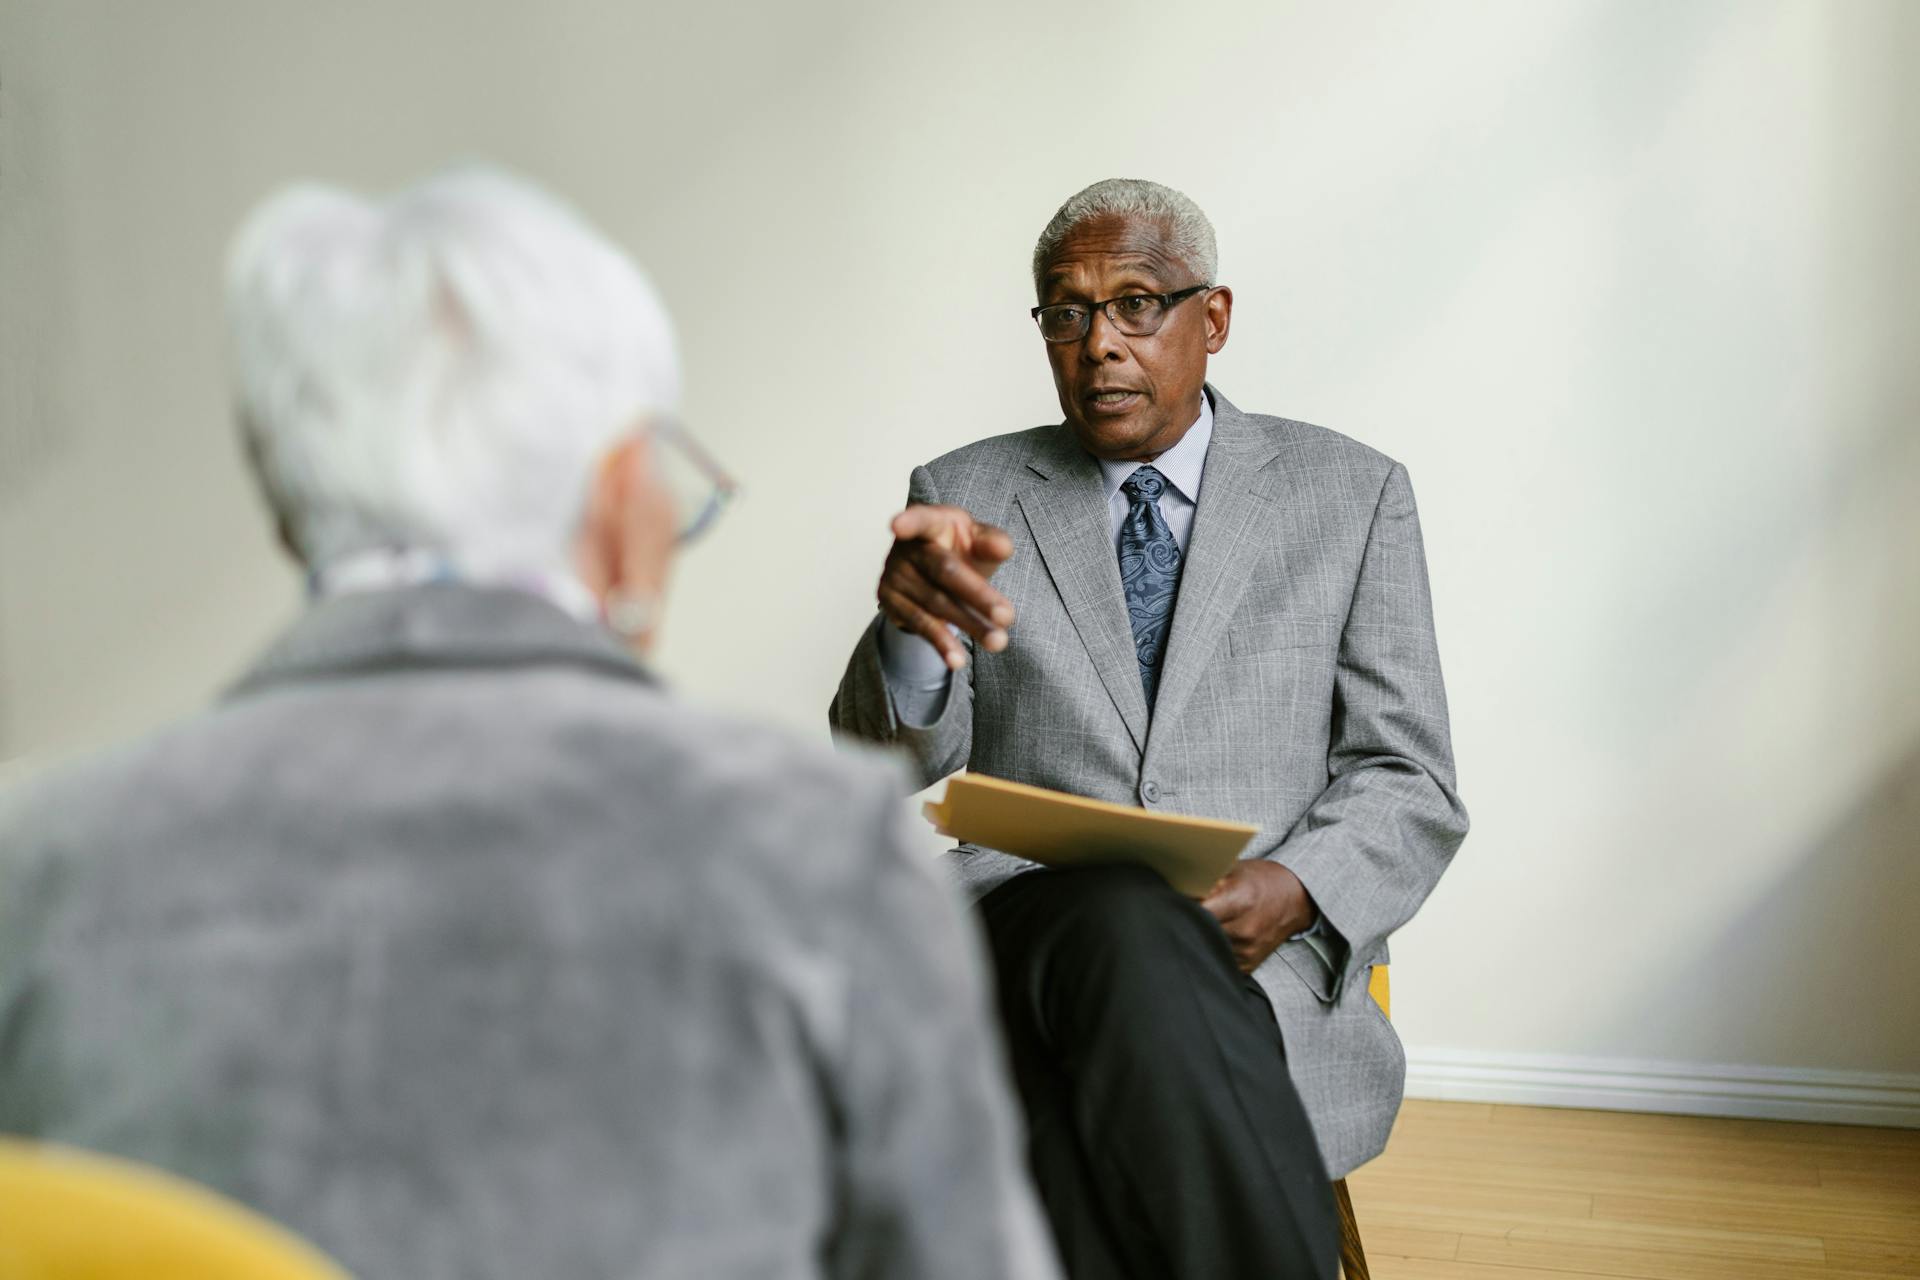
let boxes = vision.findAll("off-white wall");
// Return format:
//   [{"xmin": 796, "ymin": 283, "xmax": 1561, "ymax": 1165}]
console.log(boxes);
[{"xmin": 3, "ymin": 0, "xmax": 1915, "ymax": 1083}]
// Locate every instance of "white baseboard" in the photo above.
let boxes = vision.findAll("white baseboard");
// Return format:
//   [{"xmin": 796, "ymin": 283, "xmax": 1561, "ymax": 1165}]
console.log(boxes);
[{"xmin": 1404, "ymin": 1048, "xmax": 1920, "ymax": 1129}]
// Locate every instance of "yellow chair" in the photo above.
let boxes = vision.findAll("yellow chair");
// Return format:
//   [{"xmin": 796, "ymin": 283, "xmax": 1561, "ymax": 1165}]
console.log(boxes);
[
  {"xmin": 0, "ymin": 1139, "xmax": 350, "ymax": 1280},
  {"xmin": 1333, "ymin": 965, "xmax": 1390, "ymax": 1280}
]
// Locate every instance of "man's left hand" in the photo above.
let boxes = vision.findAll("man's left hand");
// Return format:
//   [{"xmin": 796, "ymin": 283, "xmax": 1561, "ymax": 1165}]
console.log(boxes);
[{"xmin": 1200, "ymin": 862, "xmax": 1318, "ymax": 974}]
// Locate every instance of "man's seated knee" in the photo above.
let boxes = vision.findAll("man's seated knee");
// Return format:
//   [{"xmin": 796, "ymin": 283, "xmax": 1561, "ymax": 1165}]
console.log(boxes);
[{"xmin": 1034, "ymin": 864, "xmax": 1235, "ymax": 980}]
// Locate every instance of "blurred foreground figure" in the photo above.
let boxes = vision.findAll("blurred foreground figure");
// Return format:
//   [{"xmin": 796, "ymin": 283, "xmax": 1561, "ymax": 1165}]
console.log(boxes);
[{"xmin": 0, "ymin": 168, "xmax": 1058, "ymax": 1280}]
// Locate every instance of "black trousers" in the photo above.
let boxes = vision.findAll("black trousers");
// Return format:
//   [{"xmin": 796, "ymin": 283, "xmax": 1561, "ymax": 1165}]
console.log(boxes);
[{"xmin": 979, "ymin": 865, "xmax": 1340, "ymax": 1280}]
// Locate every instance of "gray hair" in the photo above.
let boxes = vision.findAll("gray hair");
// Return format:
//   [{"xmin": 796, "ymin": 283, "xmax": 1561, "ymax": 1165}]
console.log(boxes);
[
  {"xmin": 226, "ymin": 165, "xmax": 680, "ymax": 575},
  {"xmin": 1031, "ymin": 178, "xmax": 1218, "ymax": 296}
]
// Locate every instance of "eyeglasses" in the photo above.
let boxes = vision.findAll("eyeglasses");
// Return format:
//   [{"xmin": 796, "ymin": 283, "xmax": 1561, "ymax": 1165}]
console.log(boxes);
[
  {"xmin": 649, "ymin": 418, "xmax": 739, "ymax": 545},
  {"xmin": 1030, "ymin": 284, "xmax": 1212, "ymax": 344}
]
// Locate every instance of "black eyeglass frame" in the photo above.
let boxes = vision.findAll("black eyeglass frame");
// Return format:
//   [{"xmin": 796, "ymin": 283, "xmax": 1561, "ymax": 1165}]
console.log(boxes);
[{"xmin": 1029, "ymin": 284, "xmax": 1214, "ymax": 344}]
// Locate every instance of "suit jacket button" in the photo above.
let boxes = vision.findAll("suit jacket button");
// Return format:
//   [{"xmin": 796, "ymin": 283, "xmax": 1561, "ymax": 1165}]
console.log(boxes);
[{"xmin": 1141, "ymin": 780, "xmax": 1161, "ymax": 804}]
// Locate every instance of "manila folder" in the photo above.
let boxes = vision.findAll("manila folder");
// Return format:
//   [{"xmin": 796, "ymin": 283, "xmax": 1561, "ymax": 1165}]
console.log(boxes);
[{"xmin": 923, "ymin": 772, "xmax": 1258, "ymax": 898}]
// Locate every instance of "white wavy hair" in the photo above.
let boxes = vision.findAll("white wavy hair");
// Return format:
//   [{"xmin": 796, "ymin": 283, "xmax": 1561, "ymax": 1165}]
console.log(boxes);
[
  {"xmin": 227, "ymin": 166, "xmax": 680, "ymax": 573},
  {"xmin": 1031, "ymin": 178, "xmax": 1218, "ymax": 298}
]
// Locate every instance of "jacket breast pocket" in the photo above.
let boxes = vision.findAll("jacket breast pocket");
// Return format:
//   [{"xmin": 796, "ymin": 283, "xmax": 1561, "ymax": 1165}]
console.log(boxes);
[{"xmin": 1227, "ymin": 616, "xmax": 1341, "ymax": 657}]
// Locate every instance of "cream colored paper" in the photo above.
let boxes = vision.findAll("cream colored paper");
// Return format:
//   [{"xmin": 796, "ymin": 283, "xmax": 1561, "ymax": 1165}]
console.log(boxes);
[{"xmin": 923, "ymin": 772, "xmax": 1258, "ymax": 898}]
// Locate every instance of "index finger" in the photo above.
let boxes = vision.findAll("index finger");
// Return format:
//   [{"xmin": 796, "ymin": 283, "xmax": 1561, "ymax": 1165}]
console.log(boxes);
[
  {"xmin": 889, "ymin": 504, "xmax": 971, "ymax": 548},
  {"xmin": 968, "ymin": 521, "xmax": 1015, "ymax": 568}
]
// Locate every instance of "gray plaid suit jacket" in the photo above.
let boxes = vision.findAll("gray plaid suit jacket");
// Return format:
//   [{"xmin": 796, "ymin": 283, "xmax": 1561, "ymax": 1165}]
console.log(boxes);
[{"xmin": 830, "ymin": 386, "xmax": 1468, "ymax": 1178}]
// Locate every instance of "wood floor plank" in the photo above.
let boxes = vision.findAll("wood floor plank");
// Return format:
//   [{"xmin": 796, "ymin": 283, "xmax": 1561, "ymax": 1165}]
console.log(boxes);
[
  {"xmin": 1590, "ymin": 1191, "xmax": 1920, "ymax": 1246},
  {"xmin": 1821, "ymin": 1238, "xmax": 1920, "ymax": 1277},
  {"xmin": 1397, "ymin": 1100, "xmax": 1499, "ymax": 1125},
  {"xmin": 1362, "ymin": 1149, "xmax": 1825, "ymax": 1193},
  {"xmin": 1386, "ymin": 1122, "xmax": 1840, "ymax": 1173},
  {"xmin": 1365, "ymin": 1223, "xmax": 1462, "ymax": 1261},
  {"xmin": 1473, "ymin": 1218, "xmax": 1825, "ymax": 1263},
  {"xmin": 1360, "ymin": 1203, "xmax": 1819, "ymax": 1254},
  {"xmin": 1347, "ymin": 1171, "xmax": 1596, "ymax": 1219},
  {"xmin": 1723, "ymin": 1120, "xmax": 1920, "ymax": 1151},
  {"xmin": 1347, "ymin": 1101, "xmax": 1919, "ymax": 1280},
  {"xmin": 1369, "ymin": 1260, "xmax": 1621, "ymax": 1280},
  {"xmin": 1388, "ymin": 1114, "xmax": 1837, "ymax": 1160},
  {"xmin": 1453, "ymin": 1230, "xmax": 1890, "ymax": 1280},
  {"xmin": 1821, "ymin": 1166, "xmax": 1920, "ymax": 1195},
  {"xmin": 1487, "ymin": 1106, "xmax": 1920, "ymax": 1155}
]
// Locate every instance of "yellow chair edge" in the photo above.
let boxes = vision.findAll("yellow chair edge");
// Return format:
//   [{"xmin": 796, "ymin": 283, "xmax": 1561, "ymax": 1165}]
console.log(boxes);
[{"xmin": 0, "ymin": 1138, "xmax": 350, "ymax": 1279}]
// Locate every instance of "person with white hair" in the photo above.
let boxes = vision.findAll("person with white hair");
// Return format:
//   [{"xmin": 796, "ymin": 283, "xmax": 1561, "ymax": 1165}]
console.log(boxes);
[
  {"xmin": 832, "ymin": 177, "xmax": 1469, "ymax": 1277},
  {"xmin": 0, "ymin": 167, "xmax": 1060, "ymax": 1280}
]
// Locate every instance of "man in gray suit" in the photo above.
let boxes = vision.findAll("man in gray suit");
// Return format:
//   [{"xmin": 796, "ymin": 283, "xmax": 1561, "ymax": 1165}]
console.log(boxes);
[
  {"xmin": 831, "ymin": 178, "xmax": 1469, "ymax": 1278},
  {"xmin": 0, "ymin": 168, "xmax": 1058, "ymax": 1280}
]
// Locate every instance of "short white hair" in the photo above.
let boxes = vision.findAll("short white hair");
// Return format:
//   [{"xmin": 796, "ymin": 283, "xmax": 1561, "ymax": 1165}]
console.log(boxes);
[
  {"xmin": 226, "ymin": 166, "xmax": 679, "ymax": 572},
  {"xmin": 1031, "ymin": 178, "xmax": 1218, "ymax": 297}
]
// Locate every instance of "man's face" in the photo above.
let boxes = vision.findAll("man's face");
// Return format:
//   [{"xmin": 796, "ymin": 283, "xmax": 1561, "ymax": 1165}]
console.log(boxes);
[{"xmin": 1037, "ymin": 215, "xmax": 1232, "ymax": 462}]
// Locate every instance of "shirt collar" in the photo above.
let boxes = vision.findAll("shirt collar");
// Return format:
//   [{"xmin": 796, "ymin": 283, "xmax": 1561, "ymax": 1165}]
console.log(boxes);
[
  {"xmin": 1097, "ymin": 392, "xmax": 1214, "ymax": 505},
  {"xmin": 310, "ymin": 547, "xmax": 603, "ymax": 624}
]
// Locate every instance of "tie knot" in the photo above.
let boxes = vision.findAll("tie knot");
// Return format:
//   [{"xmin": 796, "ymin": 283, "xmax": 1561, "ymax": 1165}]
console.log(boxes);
[{"xmin": 1122, "ymin": 466, "xmax": 1169, "ymax": 505}]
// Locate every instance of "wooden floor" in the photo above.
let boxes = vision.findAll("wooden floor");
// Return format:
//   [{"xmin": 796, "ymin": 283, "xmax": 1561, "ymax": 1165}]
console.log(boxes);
[{"xmin": 1344, "ymin": 1101, "xmax": 1920, "ymax": 1279}]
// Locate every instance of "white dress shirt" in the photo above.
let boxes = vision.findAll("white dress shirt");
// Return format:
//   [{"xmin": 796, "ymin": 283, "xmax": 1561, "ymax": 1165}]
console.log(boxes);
[{"xmin": 877, "ymin": 395, "xmax": 1214, "ymax": 721}]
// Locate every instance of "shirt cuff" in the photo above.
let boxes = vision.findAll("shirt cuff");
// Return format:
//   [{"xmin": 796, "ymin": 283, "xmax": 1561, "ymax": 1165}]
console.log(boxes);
[
  {"xmin": 875, "ymin": 615, "xmax": 956, "ymax": 684},
  {"xmin": 1292, "ymin": 914, "xmax": 1338, "ymax": 976},
  {"xmin": 874, "ymin": 614, "xmax": 955, "ymax": 729}
]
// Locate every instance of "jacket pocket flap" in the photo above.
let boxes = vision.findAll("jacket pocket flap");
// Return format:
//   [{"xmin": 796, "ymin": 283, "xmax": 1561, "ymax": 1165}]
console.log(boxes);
[{"xmin": 1228, "ymin": 617, "xmax": 1340, "ymax": 656}]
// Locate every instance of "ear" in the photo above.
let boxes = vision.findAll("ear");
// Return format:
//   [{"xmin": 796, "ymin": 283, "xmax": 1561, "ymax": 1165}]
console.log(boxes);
[
  {"xmin": 601, "ymin": 435, "xmax": 647, "ymax": 505},
  {"xmin": 1204, "ymin": 286, "xmax": 1233, "ymax": 355},
  {"xmin": 575, "ymin": 436, "xmax": 647, "ymax": 596}
]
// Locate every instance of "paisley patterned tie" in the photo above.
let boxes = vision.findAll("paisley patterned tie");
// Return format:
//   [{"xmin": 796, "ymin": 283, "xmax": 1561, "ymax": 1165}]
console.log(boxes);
[{"xmin": 1118, "ymin": 465, "xmax": 1183, "ymax": 709}]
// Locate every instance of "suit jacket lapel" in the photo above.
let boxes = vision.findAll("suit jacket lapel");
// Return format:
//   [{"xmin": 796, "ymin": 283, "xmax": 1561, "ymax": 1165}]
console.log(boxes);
[
  {"xmin": 1015, "ymin": 430, "xmax": 1151, "ymax": 754},
  {"xmin": 1146, "ymin": 387, "xmax": 1274, "ymax": 745}
]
